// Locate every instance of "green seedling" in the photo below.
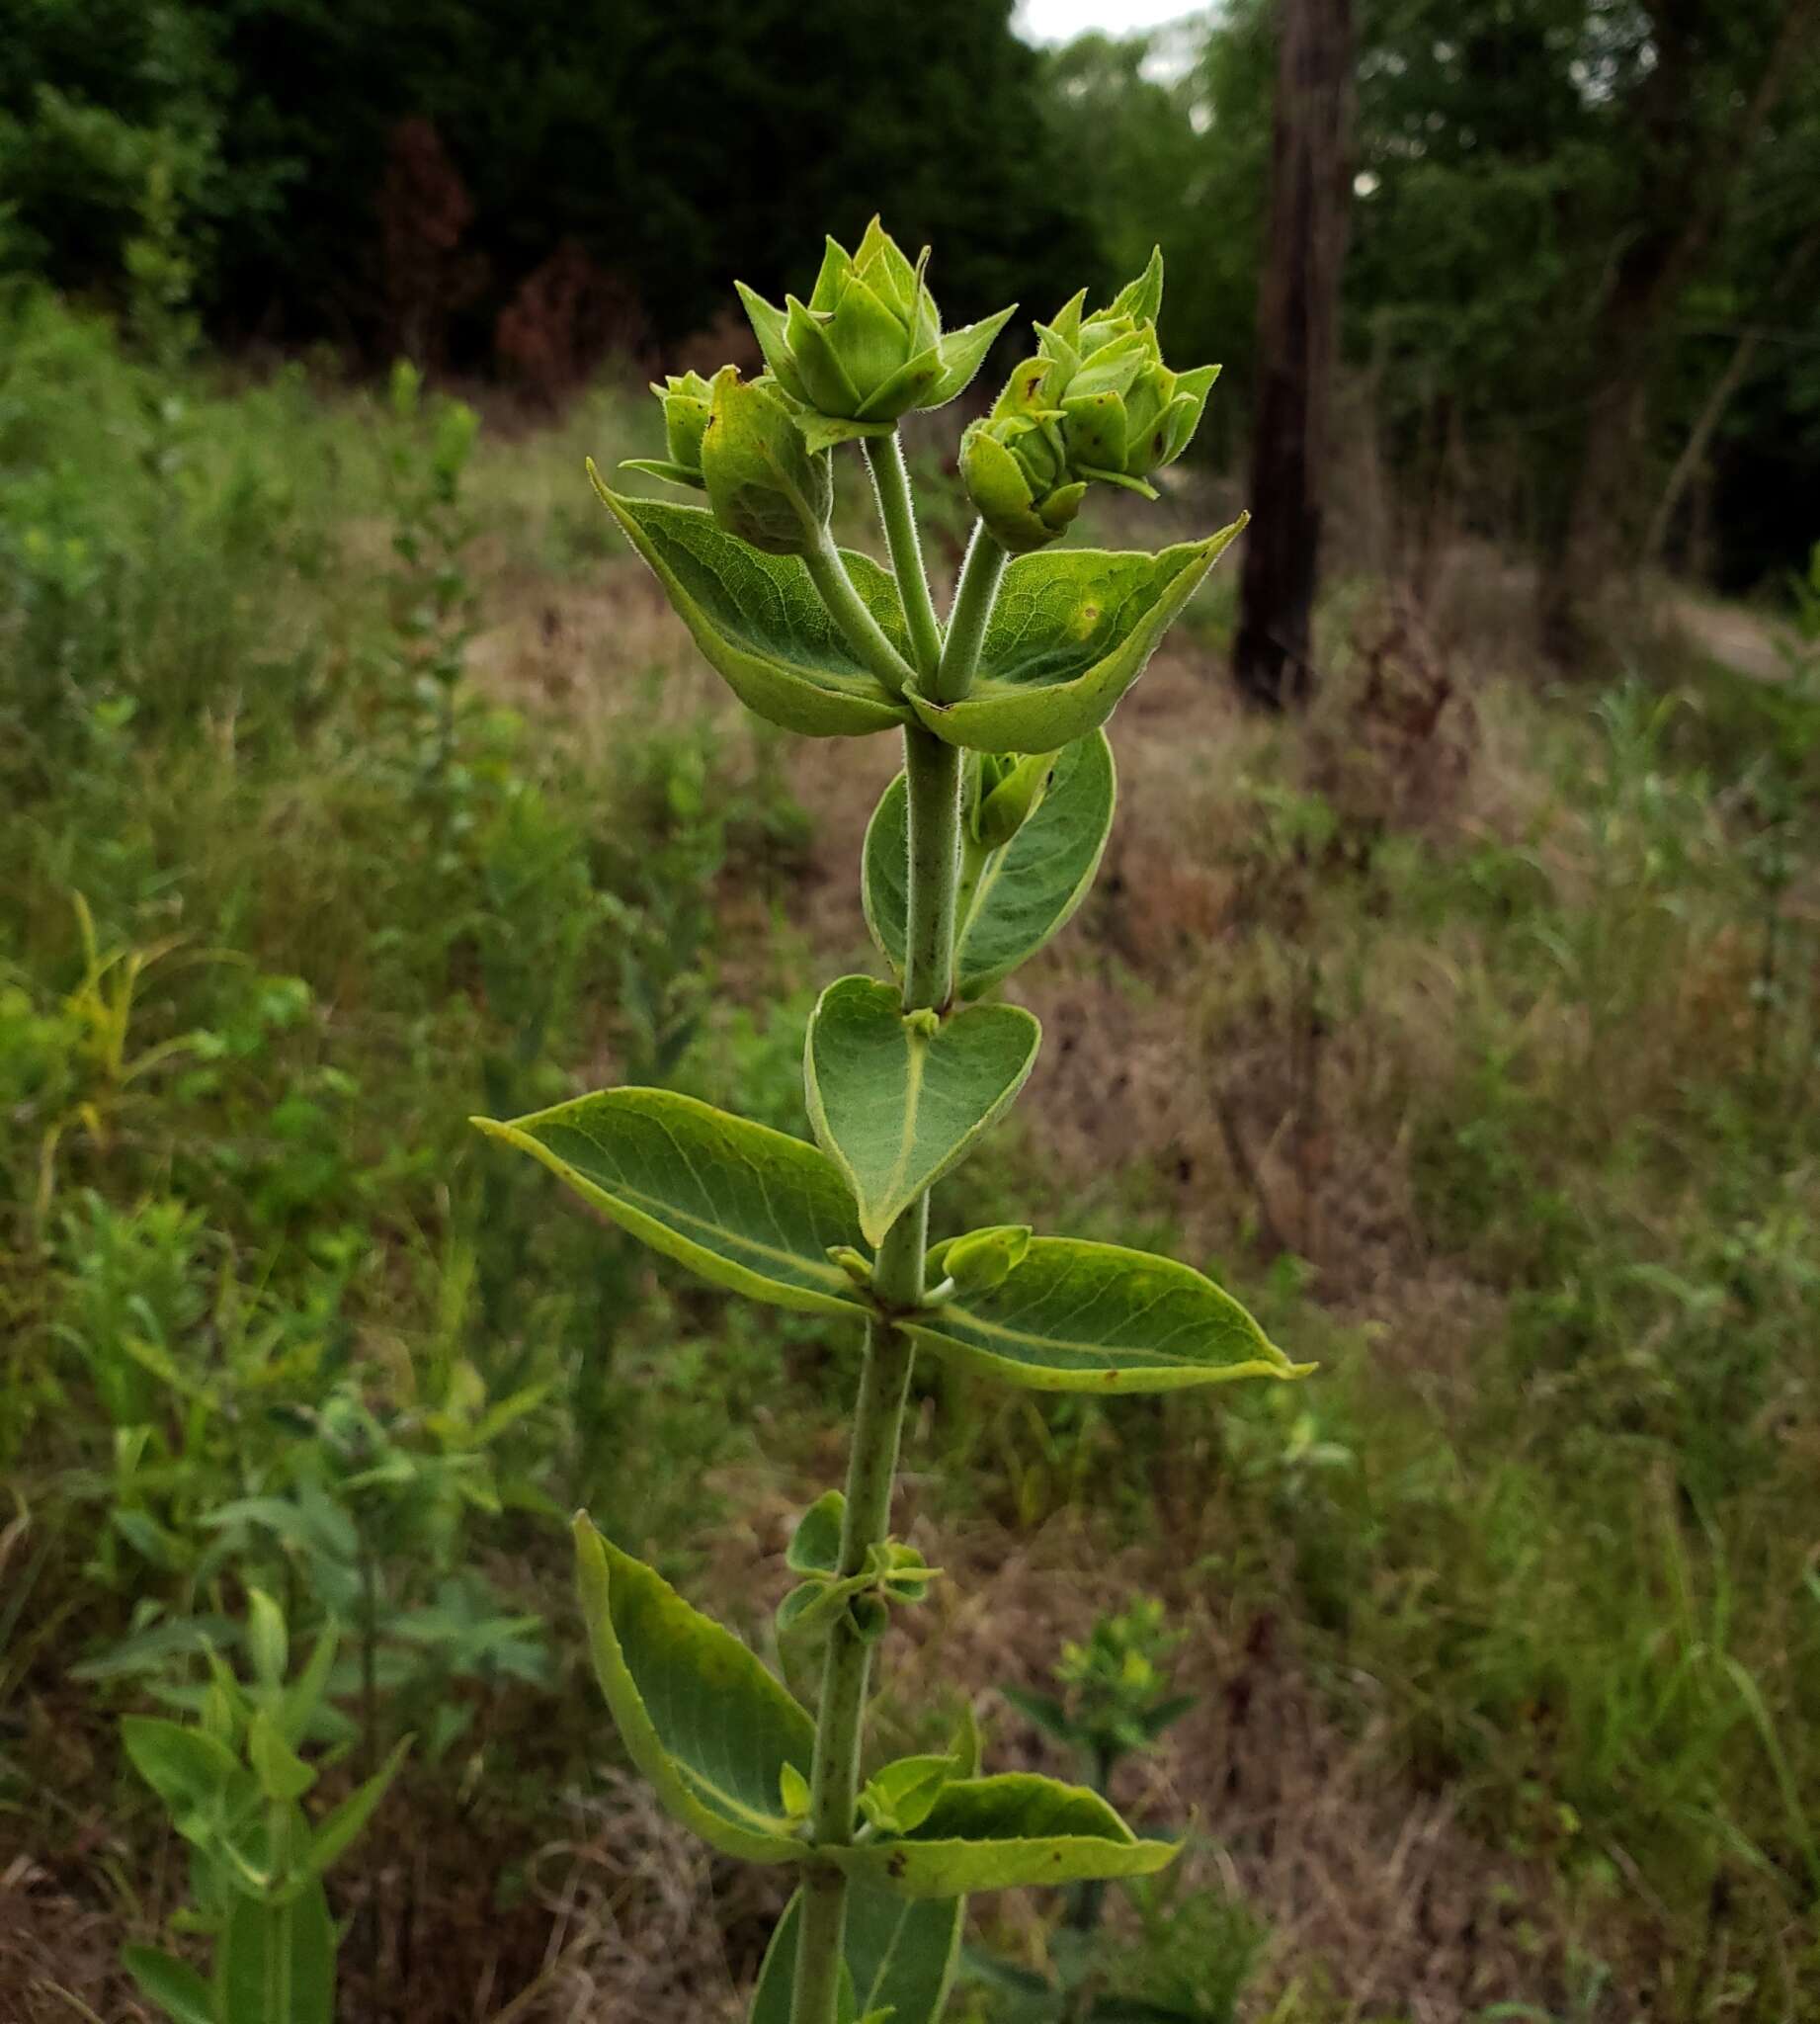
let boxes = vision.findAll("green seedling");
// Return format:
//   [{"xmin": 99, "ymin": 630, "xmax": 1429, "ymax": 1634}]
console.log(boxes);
[
  {"xmin": 972, "ymin": 1600, "xmax": 1227, "ymax": 2023},
  {"xmin": 476, "ymin": 220, "xmax": 1308, "ymax": 2024},
  {"xmin": 120, "ymin": 1591, "xmax": 408, "ymax": 2024}
]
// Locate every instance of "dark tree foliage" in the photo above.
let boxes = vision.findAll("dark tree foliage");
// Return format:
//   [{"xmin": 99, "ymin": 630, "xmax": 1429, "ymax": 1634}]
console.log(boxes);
[{"xmin": 4, "ymin": 0, "xmax": 1095, "ymax": 361}]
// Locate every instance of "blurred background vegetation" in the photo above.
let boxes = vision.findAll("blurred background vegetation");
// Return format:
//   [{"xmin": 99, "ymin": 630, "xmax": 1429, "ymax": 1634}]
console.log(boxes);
[{"xmin": 3, "ymin": 2, "xmax": 1819, "ymax": 2021}]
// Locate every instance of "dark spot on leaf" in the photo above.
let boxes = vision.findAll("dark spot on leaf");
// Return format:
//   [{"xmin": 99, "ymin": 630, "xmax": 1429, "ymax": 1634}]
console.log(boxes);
[{"xmin": 887, "ymin": 1850, "xmax": 908, "ymax": 1878}]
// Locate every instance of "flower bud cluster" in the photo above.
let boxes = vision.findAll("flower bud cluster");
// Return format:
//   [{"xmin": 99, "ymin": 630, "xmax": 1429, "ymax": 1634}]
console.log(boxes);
[
  {"xmin": 620, "ymin": 234, "xmax": 1217, "ymax": 567},
  {"xmin": 960, "ymin": 251, "xmax": 1218, "ymax": 553}
]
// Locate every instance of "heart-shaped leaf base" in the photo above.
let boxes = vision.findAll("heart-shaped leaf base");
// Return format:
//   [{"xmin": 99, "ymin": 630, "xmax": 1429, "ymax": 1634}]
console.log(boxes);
[{"xmin": 805, "ymin": 976, "xmax": 1040, "ymax": 1244}]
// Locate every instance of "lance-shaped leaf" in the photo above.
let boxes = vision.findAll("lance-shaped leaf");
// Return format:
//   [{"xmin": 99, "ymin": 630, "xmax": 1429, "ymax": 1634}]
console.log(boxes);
[
  {"xmin": 903, "ymin": 523, "xmax": 1245, "ymax": 754},
  {"xmin": 804, "ymin": 977, "xmax": 1040, "ymax": 1244},
  {"xmin": 122, "ymin": 1717, "xmax": 256, "ymax": 1854},
  {"xmin": 472, "ymin": 1089, "xmax": 869, "ymax": 1317},
  {"xmin": 123, "ymin": 1948, "xmax": 215, "ymax": 2024},
  {"xmin": 300, "ymin": 1734, "xmax": 411, "ymax": 1880},
  {"xmin": 831, "ymin": 1772, "xmax": 1177, "ymax": 1898},
  {"xmin": 866, "ymin": 730, "xmax": 1117, "ymax": 997},
  {"xmin": 592, "ymin": 481, "xmax": 913, "ymax": 738},
  {"xmin": 907, "ymin": 1235, "xmax": 1311, "ymax": 1393},
  {"xmin": 750, "ymin": 1883, "xmax": 964, "ymax": 2024},
  {"xmin": 574, "ymin": 1518, "xmax": 814, "ymax": 1864}
]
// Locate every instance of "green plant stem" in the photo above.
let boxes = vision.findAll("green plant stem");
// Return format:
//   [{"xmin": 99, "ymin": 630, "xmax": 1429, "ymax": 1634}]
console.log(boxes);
[
  {"xmin": 803, "ymin": 532, "xmax": 918, "ymax": 699},
  {"xmin": 792, "ymin": 516, "xmax": 994, "ymax": 2024},
  {"xmin": 935, "ymin": 522, "xmax": 1009, "ymax": 703},
  {"xmin": 864, "ymin": 435, "xmax": 944, "ymax": 679}
]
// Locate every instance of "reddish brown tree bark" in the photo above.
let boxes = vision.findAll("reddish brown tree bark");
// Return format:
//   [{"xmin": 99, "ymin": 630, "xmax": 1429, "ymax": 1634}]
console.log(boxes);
[{"xmin": 1233, "ymin": 0, "xmax": 1356, "ymax": 713}]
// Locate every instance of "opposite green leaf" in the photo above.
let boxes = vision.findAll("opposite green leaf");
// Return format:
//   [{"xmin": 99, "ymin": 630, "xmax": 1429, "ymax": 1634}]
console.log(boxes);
[
  {"xmin": 123, "ymin": 1947, "xmax": 215, "ymax": 2024},
  {"xmin": 859, "ymin": 1752, "xmax": 958, "ymax": 1835},
  {"xmin": 123, "ymin": 1717, "xmax": 251, "ymax": 1854},
  {"xmin": 593, "ymin": 482, "xmax": 912, "ymax": 737},
  {"xmin": 574, "ymin": 1516, "xmax": 814, "ymax": 1864},
  {"xmin": 247, "ymin": 1711, "xmax": 315, "ymax": 1804},
  {"xmin": 787, "ymin": 1489, "xmax": 848, "ymax": 1574},
  {"xmin": 832, "ymin": 1772, "xmax": 1176, "ymax": 1898},
  {"xmin": 301, "ymin": 1734, "xmax": 411, "ymax": 1880},
  {"xmin": 804, "ymin": 976, "xmax": 1040, "ymax": 1245},
  {"xmin": 750, "ymin": 1883, "xmax": 964, "ymax": 2024},
  {"xmin": 909, "ymin": 1235, "xmax": 1310, "ymax": 1393},
  {"xmin": 902, "ymin": 526, "xmax": 1245, "ymax": 754},
  {"xmin": 866, "ymin": 730, "xmax": 1117, "ymax": 997},
  {"xmin": 219, "ymin": 1883, "xmax": 335, "ymax": 2024},
  {"xmin": 472, "ymin": 1088, "xmax": 869, "ymax": 1318}
]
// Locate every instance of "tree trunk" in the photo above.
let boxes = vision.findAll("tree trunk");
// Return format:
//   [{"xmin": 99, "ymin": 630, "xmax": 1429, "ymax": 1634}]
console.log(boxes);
[
  {"xmin": 1539, "ymin": 0, "xmax": 1819, "ymax": 659},
  {"xmin": 1232, "ymin": 0, "xmax": 1356, "ymax": 712}
]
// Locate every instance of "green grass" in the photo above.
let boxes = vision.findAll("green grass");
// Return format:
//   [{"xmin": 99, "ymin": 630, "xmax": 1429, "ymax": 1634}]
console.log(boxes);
[{"xmin": 6, "ymin": 286, "xmax": 1820, "ymax": 2020}]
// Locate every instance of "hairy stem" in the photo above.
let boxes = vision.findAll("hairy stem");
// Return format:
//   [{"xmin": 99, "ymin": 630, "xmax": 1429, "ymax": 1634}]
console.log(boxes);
[
  {"xmin": 864, "ymin": 434, "xmax": 944, "ymax": 680},
  {"xmin": 934, "ymin": 521, "xmax": 1009, "ymax": 704},
  {"xmin": 802, "ymin": 531, "xmax": 918, "ymax": 699},
  {"xmin": 791, "ymin": 502, "xmax": 996, "ymax": 2024}
]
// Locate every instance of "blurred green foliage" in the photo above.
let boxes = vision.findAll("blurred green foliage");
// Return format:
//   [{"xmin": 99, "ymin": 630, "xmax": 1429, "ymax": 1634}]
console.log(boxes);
[{"xmin": 1039, "ymin": 0, "xmax": 1820, "ymax": 588}]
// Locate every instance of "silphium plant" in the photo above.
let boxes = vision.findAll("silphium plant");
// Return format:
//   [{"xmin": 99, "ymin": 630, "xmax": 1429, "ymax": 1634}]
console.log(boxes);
[{"xmin": 475, "ymin": 220, "xmax": 1306, "ymax": 2024}]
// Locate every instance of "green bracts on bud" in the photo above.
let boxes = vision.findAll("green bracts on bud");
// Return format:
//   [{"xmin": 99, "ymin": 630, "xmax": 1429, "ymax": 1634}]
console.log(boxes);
[
  {"xmin": 1037, "ymin": 251, "xmax": 1217, "ymax": 497},
  {"xmin": 737, "ymin": 217, "xmax": 1014, "ymax": 447},
  {"xmin": 698, "ymin": 366, "xmax": 833, "ymax": 555},
  {"xmin": 1039, "ymin": 246, "xmax": 1165, "ymax": 363},
  {"xmin": 622, "ymin": 370, "xmax": 715, "ymax": 489},
  {"xmin": 1050, "ymin": 328, "xmax": 1217, "ymax": 499}
]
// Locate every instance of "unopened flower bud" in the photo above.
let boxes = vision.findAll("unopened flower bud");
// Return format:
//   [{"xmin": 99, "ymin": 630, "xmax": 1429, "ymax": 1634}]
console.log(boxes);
[
  {"xmin": 826, "ymin": 1244, "xmax": 874, "ymax": 1290},
  {"xmin": 1032, "ymin": 251, "xmax": 1219, "ymax": 499},
  {"xmin": 959, "ymin": 354, "xmax": 1089, "ymax": 553},
  {"xmin": 736, "ymin": 217, "xmax": 1014, "ymax": 442},
  {"xmin": 938, "ymin": 1223, "xmax": 1033, "ymax": 1297},
  {"xmin": 975, "ymin": 754, "xmax": 1056, "ymax": 850},
  {"xmin": 621, "ymin": 371, "xmax": 714, "ymax": 489},
  {"xmin": 698, "ymin": 366, "xmax": 833, "ymax": 555}
]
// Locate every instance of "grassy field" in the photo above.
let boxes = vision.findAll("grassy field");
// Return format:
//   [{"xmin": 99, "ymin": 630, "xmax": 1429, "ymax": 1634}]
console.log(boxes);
[{"xmin": 5, "ymin": 286, "xmax": 1820, "ymax": 2023}]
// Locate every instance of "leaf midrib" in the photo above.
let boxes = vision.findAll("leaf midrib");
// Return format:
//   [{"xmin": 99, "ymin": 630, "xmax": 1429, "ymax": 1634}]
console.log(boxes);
[
  {"xmin": 919, "ymin": 1297, "xmax": 1236, "ymax": 1370},
  {"xmin": 542, "ymin": 1127, "xmax": 855, "ymax": 1296},
  {"xmin": 875, "ymin": 1023, "xmax": 930, "ymax": 1220}
]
